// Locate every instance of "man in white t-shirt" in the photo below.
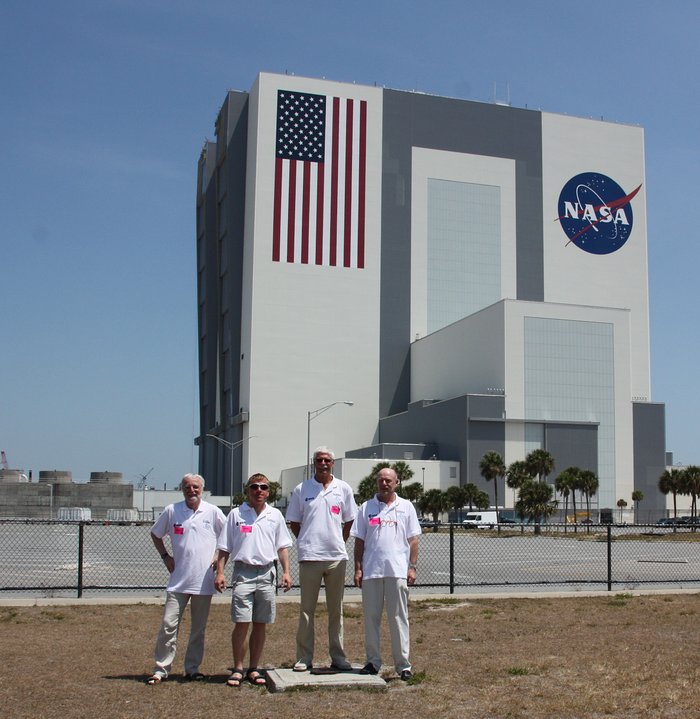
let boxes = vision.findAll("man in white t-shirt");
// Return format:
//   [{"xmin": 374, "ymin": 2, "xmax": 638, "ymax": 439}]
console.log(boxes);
[
  {"xmin": 286, "ymin": 446, "xmax": 357, "ymax": 671},
  {"xmin": 147, "ymin": 473, "xmax": 226, "ymax": 684},
  {"xmin": 215, "ymin": 473, "xmax": 292, "ymax": 687},
  {"xmin": 351, "ymin": 466, "xmax": 421, "ymax": 681}
]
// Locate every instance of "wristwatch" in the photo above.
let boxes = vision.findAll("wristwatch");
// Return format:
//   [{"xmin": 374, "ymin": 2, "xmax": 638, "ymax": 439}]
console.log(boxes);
[{"xmin": 409, "ymin": 562, "xmax": 417, "ymax": 570}]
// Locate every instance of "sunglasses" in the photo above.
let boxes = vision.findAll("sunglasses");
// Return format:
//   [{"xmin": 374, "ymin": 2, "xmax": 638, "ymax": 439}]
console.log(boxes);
[{"xmin": 248, "ymin": 483, "xmax": 269, "ymax": 491}]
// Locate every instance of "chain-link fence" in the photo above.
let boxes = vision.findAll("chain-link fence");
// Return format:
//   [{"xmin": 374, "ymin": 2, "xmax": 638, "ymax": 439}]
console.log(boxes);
[{"xmin": 3, "ymin": 519, "xmax": 700, "ymax": 598}]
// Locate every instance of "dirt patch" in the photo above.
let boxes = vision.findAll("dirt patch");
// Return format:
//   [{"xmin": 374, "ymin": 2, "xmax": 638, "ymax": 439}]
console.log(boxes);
[{"xmin": 3, "ymin": 594, "xmax": 700, "ymax": 718}]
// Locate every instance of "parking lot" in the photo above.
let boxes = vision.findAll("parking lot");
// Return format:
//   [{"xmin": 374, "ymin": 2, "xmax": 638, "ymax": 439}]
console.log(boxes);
[{"xmin": 3, "ymin": 520, "xmax": 700, "ymax": 597}]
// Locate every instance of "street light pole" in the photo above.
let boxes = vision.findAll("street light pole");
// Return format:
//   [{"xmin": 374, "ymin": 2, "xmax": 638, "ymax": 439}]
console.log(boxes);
[
  {"xmin": 305, "ymin": 401, "xmax": 354, "ymax": 480},
  {"xmin": 206, "ymin": 434, "xmax": 256, "ymax": 508}
]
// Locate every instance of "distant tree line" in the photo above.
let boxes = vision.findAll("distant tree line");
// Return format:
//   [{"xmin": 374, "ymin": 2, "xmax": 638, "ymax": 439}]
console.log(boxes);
[
  {"xmin": 658, "ymin": 466, "xmax": 700, "ymax": 519},
  {"xmin": 356, "ymin": 450, "xmax": 589, "ymax": 535}
]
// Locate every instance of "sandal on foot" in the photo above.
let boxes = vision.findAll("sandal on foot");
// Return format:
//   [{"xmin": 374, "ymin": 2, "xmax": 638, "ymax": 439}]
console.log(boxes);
[
  {"xmin": 146, "ymin": 674, "xmax": 164, "ymax": 685},
  {"xmin": 226, "ymin": 670, "xmax": 244, "ymax": 687},
  {"xmin": 246, "ymin": 668, "xmax": 266, "ymax": 686}
]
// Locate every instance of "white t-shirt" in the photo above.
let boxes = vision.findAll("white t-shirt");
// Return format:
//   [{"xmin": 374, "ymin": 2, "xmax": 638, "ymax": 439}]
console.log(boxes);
[
  {"xmin": 286, "ymin": 476, "xmax": 357, "ymax": 561},
  {"xmin": 151, "ymin": 499, "xmax": 226, "ymax": 594},
  {"xmin": 217, "ymin": 502, "xmax": 292, "ymax": 565},
  {"xmin": 350, "ymin": 494, "xmax": 421, "ymax": 579}
]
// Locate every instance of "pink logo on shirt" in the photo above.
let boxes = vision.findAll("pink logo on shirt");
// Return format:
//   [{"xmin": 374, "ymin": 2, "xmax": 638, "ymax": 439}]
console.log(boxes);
[
  {"xmin": 331, "ymin": 505, "xmax": 341, "ymax": 515},
  {"xmin": 369, "ymin": 517, "xmax": 381, "ymax": 526},
  {"xmin": 240, "ymin": 525, "xmax": 253, "ymax": 533}
]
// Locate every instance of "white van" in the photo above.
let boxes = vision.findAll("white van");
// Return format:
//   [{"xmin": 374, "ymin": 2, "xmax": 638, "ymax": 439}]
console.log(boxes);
[{"xmin": 462, "ymin": 511, "xmax": 499, "ymax": 528}]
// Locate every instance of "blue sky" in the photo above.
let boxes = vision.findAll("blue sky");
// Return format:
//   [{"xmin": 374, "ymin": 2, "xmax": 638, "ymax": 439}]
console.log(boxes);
[{"xmin": 2, "ymin": 1, "xmax": 698, "ymax": 489}]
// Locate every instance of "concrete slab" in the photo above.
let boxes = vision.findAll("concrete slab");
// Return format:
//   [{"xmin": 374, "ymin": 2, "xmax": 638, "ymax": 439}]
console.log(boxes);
[{"xmin": 265, "ymin": 666, "xmax": 386, "ymax": 693}]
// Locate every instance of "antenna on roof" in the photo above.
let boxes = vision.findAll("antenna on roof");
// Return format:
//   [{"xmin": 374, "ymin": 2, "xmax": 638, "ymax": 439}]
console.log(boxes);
[{"xmin": 492, "ymin": 81, "xmax": 511, "ymax": 107}]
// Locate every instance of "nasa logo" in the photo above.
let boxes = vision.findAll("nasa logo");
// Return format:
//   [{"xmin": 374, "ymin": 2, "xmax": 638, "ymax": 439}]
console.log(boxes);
[{"xmin": 557, "ymin": 172, "xmax": 642, "ymax": 255}]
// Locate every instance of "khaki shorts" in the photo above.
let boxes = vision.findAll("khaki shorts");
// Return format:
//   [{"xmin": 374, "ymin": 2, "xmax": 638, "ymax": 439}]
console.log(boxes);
[{"xmin": 230, "ymin": 562, "xmax": 276, "ymax": 623}]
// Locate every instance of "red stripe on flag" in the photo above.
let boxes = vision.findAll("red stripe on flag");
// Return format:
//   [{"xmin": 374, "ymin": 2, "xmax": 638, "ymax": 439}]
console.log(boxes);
[
  {"xmin": 357, "ymin": 101, "xmax": 367, "ymax": 269},
  {"xmin": 287, "ymin": 161, "xmax": 296, "ymax": 263},
  {"xmin": 301, "ymin": 161, "xmax": 311, "ymax": 264},
  {"xmin": 343, "ymin": 99, "xmax": 353, "ymax": 268},
  {"xmin": 272, "ymin": 157, "xmax": 283, "ymax": 262},
  {"xmin": 329, "ymin": 96, "xmax": 340, "ymax": 267},
  {"xmin": 315, "ymin": 165, "xmax": 324, "ymax": 265}
]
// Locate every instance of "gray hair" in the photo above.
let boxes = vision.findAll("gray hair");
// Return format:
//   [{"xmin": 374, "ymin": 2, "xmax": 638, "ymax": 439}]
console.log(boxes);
[
  {"xmin": 181, "ymin": 473, "xmax": 205, "ymax": 488},
  {"xmin": 313, "ymin": 446, "xmax": 335, "ymax": 461}
]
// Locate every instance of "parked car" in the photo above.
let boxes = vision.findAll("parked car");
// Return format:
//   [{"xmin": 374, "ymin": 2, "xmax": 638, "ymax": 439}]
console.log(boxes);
[{"xmin": 419, "ymin": 518, "xmax": 439, "ymax": 528}]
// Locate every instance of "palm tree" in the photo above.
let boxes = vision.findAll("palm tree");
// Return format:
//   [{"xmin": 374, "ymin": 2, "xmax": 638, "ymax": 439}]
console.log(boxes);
[
  {"xmin": 658, "ymin": 468, "xmax": 682, "ymax": 520},
  {"xmin": 444, "ymin": 485, "xmax": 467, "ymax": 514},
  {"xmin": 506, "ymin": 461, "xmax": 532, "ymax": 491},
  {"xmin": 680, "ymin": 466, "xmax": 700, "ymax": 519},
  {"xmin": 525, "ymin": 449, "xmax": 555, "ymax": 484},
  {"xmin": 631, "ymin": 490, "xmax": 644, "ymax": 524},
  {"xmin": 555, "ymin": 468, "xmax": 579, "ymax": 525},
  {"xmin": 515, "ymin": 478, "xmax": 556, "ymax": 535},
  {"xmin": 506, "ymin": 461, "xmax": 533, "ymax": 522},
  {"xmin": 400, "ymin": 481, "xmax": 424, "ymax": 504},
  {"xmin": 268, "ymin": 481, "xmax": 282, "ymax": 504},
  {"xmin": 356, "ymin": 475, "xmax": 379, "ymax": 503},
  {"xmin": 392, "ymin": 460, "xmax": 414, "ymax": 485},
  {"xmin": 616, "ymin": 498, "xmax": 628, "ymax": 523},
  {"xmin": 418, "ymin": 489, "xmax": 450, "ymax": 531},
  {"xmin": 480, "ymin": 451, "xmax": 506, "ymax": 517},
  {"xmin": 474, "ymin": 489, "xmax": 491, "ymax": 510},
  {"xmin": 462, "ymin": 482, "xmax": 482, "ymax": 510},
  {"xmin": 578, "ymin": 470, "xmax": 599, "ymax": 523}
]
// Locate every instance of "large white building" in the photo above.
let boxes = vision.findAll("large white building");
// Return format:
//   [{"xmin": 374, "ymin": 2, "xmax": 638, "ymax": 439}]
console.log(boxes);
[{"xmin": 196, "ymin": 72, "xmax": 666, "ymax": 515}]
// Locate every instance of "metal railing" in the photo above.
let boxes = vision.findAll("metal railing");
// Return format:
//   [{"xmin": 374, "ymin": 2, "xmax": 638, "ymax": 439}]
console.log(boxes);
[{"xmin": 2, "ymin": 519, "xmax": 700, "ymax": 598}]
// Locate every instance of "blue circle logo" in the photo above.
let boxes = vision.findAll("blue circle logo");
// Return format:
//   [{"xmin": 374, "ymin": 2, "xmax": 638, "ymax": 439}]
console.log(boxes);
[{"xmin": 557, "ymin": 172, "xmax": 642, "ymax": 255}]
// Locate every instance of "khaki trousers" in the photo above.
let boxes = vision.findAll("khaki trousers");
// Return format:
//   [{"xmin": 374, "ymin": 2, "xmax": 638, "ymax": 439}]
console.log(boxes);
[
  {"xmin": 296, "ymin": 560, "xmax": 348, "ymax": 666},
  {"xmin": 152, "ymin": 591, "xmax": 212, "ymax": 678}
]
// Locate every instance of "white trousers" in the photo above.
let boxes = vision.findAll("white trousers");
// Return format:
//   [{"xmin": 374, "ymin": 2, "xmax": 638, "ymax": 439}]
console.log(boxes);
[
  {"xmin": 152, "ymin": 591, "xmax": 213, "ymax": 678},
  {"xmin": 361, "ymin": 577, "xmax": 411, "ymax": 673}
]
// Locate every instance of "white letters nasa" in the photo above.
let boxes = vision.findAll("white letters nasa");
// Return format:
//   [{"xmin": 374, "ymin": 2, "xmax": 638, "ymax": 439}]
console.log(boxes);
[{"xmin": 563, "ymin": 201, "xmax": 629, "ymax": 226}]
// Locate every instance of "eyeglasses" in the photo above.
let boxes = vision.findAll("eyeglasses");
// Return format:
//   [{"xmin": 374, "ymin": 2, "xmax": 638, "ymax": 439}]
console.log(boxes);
[
  {"xmin": 248, "ymin": 483, "xmax": 269, "ymax": 491},
  {"xmin": 315, "ymin": 458, "xmax": 333, "ymax": 463}
]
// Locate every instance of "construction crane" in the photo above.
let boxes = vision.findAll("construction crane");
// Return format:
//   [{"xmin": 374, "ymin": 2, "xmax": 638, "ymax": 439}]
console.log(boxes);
[
  {"xmin": 137, "ymin": 468, "xmax": 155, "ymax": 515},
  {"xmin": 137, "ymin": 467, "xmax": 154, "ymax": 490}
]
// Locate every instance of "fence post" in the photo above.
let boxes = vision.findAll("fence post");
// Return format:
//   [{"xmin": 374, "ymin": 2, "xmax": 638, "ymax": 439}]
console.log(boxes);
[
  {"xmin": 449, "ymin": 523, "xmax": 455, "ymax": 594},
  {"xmin": 77, "ymin": 523, "xmax": 85, "ymax": 598},
  {"xmin": 607, "ymin": 524, "xmax": 612, "ymax": 591}
]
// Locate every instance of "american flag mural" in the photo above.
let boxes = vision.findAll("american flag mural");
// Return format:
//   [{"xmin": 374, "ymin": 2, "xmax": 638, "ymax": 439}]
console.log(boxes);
[{"xmin": 272, "ymin": 89, "xmax": 367, "ymax": 268}]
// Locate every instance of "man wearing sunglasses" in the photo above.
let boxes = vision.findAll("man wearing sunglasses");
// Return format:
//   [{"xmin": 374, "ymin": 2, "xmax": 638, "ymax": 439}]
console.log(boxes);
[
  {"xmin": 286, "ymin": 446, "xmax": 358, "ymax": 672},
  {"xmin": 215, "ymin": 473, "xmax": 292, "ymax": 687}
]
